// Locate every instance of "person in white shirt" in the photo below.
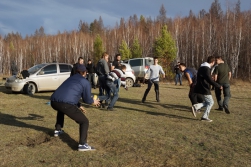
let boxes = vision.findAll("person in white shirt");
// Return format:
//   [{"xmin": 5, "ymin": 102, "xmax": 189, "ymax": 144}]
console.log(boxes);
[{"xmin": 142, "ymin": 57, "xmax": 165, "ymax": 103}]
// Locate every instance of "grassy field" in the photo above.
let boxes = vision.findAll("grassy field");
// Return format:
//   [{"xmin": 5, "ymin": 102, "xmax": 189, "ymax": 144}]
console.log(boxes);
[{"xmin": 0, "ymin": 79, "xmax": 250, "ymax": 167}]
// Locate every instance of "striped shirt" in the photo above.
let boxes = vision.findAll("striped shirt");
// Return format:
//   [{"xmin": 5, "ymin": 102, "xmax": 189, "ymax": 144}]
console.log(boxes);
[{"xmin": 107, "ymin": 69, "xmax": 126, "ymax": 86}]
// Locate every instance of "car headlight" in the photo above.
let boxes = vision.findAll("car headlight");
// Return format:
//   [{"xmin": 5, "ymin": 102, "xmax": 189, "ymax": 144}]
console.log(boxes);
[{"xmin": 15, "ymin": 79, "xmax": 23, "ymax": 83}]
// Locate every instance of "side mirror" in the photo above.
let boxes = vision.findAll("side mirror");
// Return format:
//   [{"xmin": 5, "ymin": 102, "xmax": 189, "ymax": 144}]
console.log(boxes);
[{"xmin": 38, "ymin": 70, "xmax": 44, "ymax": 75}]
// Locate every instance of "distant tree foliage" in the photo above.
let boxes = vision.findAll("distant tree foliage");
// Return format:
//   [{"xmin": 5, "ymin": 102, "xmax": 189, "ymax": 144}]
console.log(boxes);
[
  {"xmin": 93, "ymin": 34, "xmax": 104, "ymax": 63},
  {"xmin": 131, "ymin": 38, "xmax": 142, "ymax": 58},
  {"xmin": 157, "ymin": 4, "xmax": 168, "ymax": 24},
  {"xmin": 153, "ymin": 25, "xmax": 176, "ymax": 59},
  {"xmin": 153, "ymin": 25, "xmax": 177, "ymax": 78},
  {"xmin": 119, "ymin": 40, "xmax": 131, "ymax": 60},
  {"xmin": 78, "ymin": 20, "xmax": 90, "ymax": 34}
]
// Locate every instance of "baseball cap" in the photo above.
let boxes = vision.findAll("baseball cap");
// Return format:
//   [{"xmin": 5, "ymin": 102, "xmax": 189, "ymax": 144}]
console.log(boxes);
[{"xmin": 76, "ymin": 64, "xmax": 86, "ymax": 72}]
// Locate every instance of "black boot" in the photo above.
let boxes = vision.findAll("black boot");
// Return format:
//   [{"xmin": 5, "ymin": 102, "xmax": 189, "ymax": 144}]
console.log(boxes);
[
  {"xmin": 142, "ymin": 89, "xmax": 150, "ymax": 103},
  {"xmin": 156, "ymin": 90, "xmax": 159, "ymax": 102}
]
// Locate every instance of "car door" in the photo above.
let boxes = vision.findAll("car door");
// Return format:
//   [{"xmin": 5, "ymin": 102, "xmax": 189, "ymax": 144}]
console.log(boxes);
[
  {"xmin": 36, "ymin": 64, "xmax": 59, "ymax": 91},
  {"xmin": 129, "ymin": 59, "xmax": 143, "ymax": 78},
  {"xmin": 58, "ymin": 64, "xmax": 72, "ymax": 86},
  {"xmin": 144, "ymin": 58, "xmax": 153, "ymax": 79}
]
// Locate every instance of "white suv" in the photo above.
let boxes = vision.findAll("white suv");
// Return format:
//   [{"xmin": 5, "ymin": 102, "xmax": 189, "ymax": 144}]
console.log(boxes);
[{"xmin": 123, "ymin": 57, "xmax": 153, "ymax": 82}]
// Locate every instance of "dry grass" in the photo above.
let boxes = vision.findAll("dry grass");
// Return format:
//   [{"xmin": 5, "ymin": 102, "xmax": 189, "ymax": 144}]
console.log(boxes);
[{"xmin": 0, "ymin": 78, "xmax": 250, "ymax": 167}]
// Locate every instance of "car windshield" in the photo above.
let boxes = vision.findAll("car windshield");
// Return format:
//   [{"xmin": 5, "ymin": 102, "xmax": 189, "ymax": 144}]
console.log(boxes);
[{"xmin": 28, "ymin": 64, "xmax": 47, "ymax": 74}]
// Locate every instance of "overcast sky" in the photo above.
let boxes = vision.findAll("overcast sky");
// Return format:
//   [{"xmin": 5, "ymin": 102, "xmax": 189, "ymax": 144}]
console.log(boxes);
[{"xmin": 0, "ymin": 0, "xmax": 250, "ymax": 37}]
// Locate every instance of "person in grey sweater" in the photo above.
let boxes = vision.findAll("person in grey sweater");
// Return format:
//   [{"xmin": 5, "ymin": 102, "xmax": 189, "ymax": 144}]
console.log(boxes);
[
  {"xmin": 142, "ymin": 57, "xmax": 165, "ymax": 103},
  {"xmin": 96, "ymin": 52, "xmax": 111, "ymax": 107},
  {"xmin": 96, "ymin": 52, "xmax": 110, "ymax": 96}
]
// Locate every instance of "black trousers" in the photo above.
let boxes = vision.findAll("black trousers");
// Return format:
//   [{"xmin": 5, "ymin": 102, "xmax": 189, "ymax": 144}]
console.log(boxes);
[
  {"xmin": 143, "ymin": 80, "xmax": 159, "ymax": 101},
  {"xmin": 51, "ymin": 101, "xmax": 89, "ymax": 145},
  {"xmin": 189, "ymin": 85, "xmax": 204, "ymax": 105}
]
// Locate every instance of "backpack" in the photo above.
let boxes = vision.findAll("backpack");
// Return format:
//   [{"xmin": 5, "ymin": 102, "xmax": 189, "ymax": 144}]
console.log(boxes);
[{"xmin": 96, "ymin": 61, "xmax": 104, "ymax": 76}]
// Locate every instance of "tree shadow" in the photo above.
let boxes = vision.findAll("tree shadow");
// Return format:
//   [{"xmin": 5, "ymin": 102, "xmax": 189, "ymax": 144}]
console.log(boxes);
[{"xmin": 0, "ymin": 112, "xmax": 78, "ymax": 150}]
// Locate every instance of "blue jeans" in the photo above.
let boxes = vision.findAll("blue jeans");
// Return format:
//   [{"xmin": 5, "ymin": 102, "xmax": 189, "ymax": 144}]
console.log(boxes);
[
  {"xmin": 215, "ymin": 83, "xmax": 231, "ymax": 109},
  {"xmin": 175, "ymin": 73, "xmax": 182, "ymax": 85},
  {"xmin": 106, "ymin": 80, "xmax": 119, "ymax": 108},
  {"xmin": 194, "ymin": 95, "xmax": 214, "ymax": 119},
  {"xmin": 115, "ymin": 78, "xmax": 121, "ymax": 92},
  {"xmin": 97, "ymin": 95, "xmax": 108, "ymax": 101}
]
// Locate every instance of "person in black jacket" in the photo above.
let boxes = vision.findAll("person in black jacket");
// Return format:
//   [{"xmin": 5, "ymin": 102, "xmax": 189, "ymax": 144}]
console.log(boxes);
[
  {"xmin": 179, "ymin": 63, "xmax": 204, "ymax": 106},
  {"xmin": 86, "ymin": 59, "xmax": 97, "ymax": 89},
  {"xmin": 192, "ymin": 56, "xmax": 222, "ymax": 122},
  {"xmin": 51, "ymin": 64, "xmax": 100, "ymax": 151},
  {"xmin": 70, "ymin": 57, "xmax": 84, "ymax": 76},
  {"xmin": 174, "ymin": 62, "xmax": 182, "ymax": 85}
]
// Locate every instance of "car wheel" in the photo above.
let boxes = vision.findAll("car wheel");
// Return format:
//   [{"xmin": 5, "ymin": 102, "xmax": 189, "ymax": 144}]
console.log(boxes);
[
  {"xmin": 24, "ymin": 82, "xmax": 36, "ymax": 95},
  {"xmin": 125, "ymin": 78, "xmax": 134, "ymax": 88}
]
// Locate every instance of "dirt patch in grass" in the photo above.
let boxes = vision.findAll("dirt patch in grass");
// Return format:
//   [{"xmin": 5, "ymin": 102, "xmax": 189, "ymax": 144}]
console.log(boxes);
[{"xmin": 21, "ymin": 132, "xmax": 51, "ymax": 147}]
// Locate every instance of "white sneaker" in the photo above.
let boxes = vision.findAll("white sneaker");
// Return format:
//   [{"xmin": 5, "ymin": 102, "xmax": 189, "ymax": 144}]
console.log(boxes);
[
  {"xmin": 54, "ymin": 130, "xmax": 64, "ymax": 137},
  {"xmin": 78, "ymin": 143, "xmax": 96, "ymax": 151},
  {"xmin": 201, "ymin": 118, "xmax": 213, "ymax": 122},
  {"xmin": 191, "ymin": 105, "xmax": 197, "ymax": 117}
]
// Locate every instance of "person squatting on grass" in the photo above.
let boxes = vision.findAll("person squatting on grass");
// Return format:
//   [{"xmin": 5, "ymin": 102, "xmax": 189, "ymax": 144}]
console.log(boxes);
[
  {"xmin": 179, "ymin": 63, "xmax": 204, "ymax": 107},
  {"xmin": 105, "ymin": 64, "xmax": 128, "ymax": 111},
  {"xmin": 142, "ymin": 57, "xmax": 165, "ymax": 103},
  {"xmin": 50, "ymin": 64, "xmax": 100, "ymax": 151},
  {"xmin": 213, "ymin": 56, "xmax": 231, "ymax": 114},
  {"xmin": 192, "ymin": 56, "xmax": 223, "ymax": 122}
]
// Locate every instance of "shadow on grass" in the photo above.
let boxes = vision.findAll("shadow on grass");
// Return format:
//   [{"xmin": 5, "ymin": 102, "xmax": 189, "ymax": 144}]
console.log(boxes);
[
  {"xmin": 118, "ymin": 97, "xmax": 190, "ymax": 112},
  {"xmin": 114, "ymin": 96, "xmax": 195, "ymax": 120},
  {"xmin": 31, "ymin": 93, "xmax": 51, "ymax": 101},
  {"xmin": 0, "ymin": 112, "xmax": 78, "ymax": 150},
  {"xmin": 231, "ymin": 96, "xmax": 251, "ymax": 100},
  {"xmin": 115, "ymin": 105, "xmax": 194, "ymax": 120},
  {"xmin": 168, "ymin": 86, "xmax": 186, "ymax": 90},
  {"xmin": 160, "ymin": 103, "xmax": 191, "ymax": 111},
  {"xmin": 0, "ymin": 85, "xmax": 13, "ymax": 94},
  {"xmin": 0, "ymin": 85, "xmax": 53, "ymax": 100}
]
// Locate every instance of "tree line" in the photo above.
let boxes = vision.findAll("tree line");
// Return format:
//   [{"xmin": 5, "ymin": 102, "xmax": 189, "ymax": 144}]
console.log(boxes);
[{"xmin": 0, "ymin": 0, "xmax": 250, "ymax": 80}]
